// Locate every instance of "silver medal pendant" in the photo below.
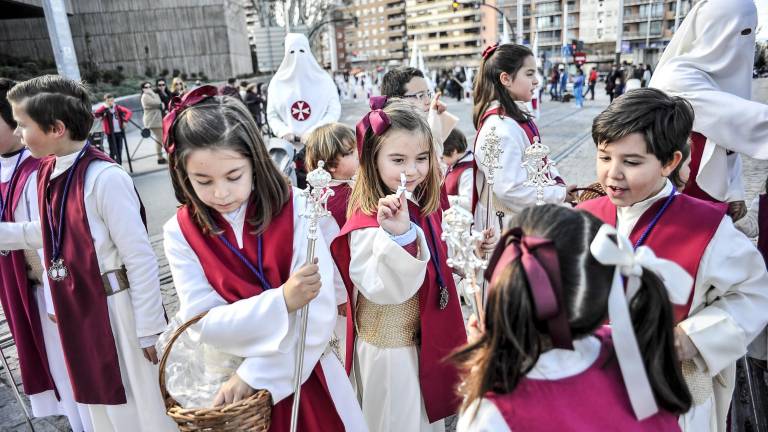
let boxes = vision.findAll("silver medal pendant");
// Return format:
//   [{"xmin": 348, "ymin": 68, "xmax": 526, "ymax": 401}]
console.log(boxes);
[
  {"xmin": 48, "ymin": 259, "xmax": 68, "ymax": 281},
  {"xmin": 0, "ymin": 250, "xmax": 9, "ymax": 256},
  {"xmin": 439, "ymin": 286, "xmax": 449, "ymax": 310}
]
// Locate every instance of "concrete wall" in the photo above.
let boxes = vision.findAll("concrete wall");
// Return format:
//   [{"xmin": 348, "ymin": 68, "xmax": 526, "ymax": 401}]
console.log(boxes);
[{"xmin": 0, "ymin": 0, "xmax": 253, "ymax": 79}]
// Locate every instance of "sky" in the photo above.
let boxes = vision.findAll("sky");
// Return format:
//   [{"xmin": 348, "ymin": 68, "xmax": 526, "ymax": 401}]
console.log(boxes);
[{"xmin": 758, "ymin": 0, "xmax": 768, "ymax": 40}]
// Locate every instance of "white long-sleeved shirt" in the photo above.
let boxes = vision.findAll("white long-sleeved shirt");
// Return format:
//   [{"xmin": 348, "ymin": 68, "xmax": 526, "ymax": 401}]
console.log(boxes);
[
  {"xmin": 0, "ymin": 149, "xmax": 167, "ymax": 347},
  {"xmin": 163, "ymin": 190, "xmax": 337, "ymax": 403},
  {"xmin": 473, "ymin": 102, "xmax": 567, "ymax": 233}
]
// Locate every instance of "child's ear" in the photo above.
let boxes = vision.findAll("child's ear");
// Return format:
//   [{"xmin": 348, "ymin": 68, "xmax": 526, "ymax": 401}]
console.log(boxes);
[
  {"xmin": 49, "ymin": 120, "xmax": 68, "ymax": 138},
  {"xmin": 328, "ymin": 165, "xmax": 337, "ymax": 173},
  {"xmin": 661, "ymin": 150, "xmax": 683, "ymax": 177},
  {"xmin": 499, "ymin": 71, "xmax": 513, "ymax": 86}
]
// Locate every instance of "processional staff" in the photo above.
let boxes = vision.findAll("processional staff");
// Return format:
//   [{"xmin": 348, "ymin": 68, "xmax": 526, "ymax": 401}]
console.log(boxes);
[
  {"xmin": 290, "ymin": 161, "xmax": 334, "ymax": 432},
  {"xmin": 442, "ymin": 197, "xmax": 488, "ymax": 325}
]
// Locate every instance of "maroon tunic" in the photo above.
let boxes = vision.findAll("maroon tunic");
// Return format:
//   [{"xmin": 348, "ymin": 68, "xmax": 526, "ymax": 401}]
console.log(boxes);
[
  {"xmin": 0, "ymin": 155, "xmax": 56, "ymax": 397},
  {"xmin": 487, "ymin": 327, "xmax": 681, "ymax": 431},
  {"xmin": 442, "ymin": 159, "xmax": 472, "ymax": 197},
  {"xmin": 578, "ymin": 194, "xmax": 726, "ymax": 322},
  {"xmin": 176, "ymin": 193, "xmax": 346, "ymax": 432},
  {"xmin": 756, "ymin": 194, "xmax": 768, "ymax": 267},
  {"xmin": 328, "ymin": 183, "xmax": 352, "ymax": 229},
  {"xmin": 683, "ymin": 132, "xmax": 720, "ymax": 203},
  {"xmin": 37, "ymin": 146, "xmax": 127, "ymax": 404},
  {"xmin": 330, "ymin": 201, "xmax": 467, "ymax": 423}
]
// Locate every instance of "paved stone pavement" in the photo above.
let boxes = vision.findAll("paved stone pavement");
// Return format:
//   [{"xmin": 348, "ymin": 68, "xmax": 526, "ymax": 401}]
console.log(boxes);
[{"xmin": 1, "ymin": 80, "xmax": 766, "ymax": 431}]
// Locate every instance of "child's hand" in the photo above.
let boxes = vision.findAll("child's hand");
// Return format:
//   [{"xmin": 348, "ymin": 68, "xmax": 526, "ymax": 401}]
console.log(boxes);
[
  {"xmin": 283, "ymin": 259, "xmax": 321, "ymax": 313},
  {"xmin": 337, "ymin": 303, "xmax": 348, "ymax": 317},
  {"xmin": 431, "ymin": 92, "xmax": 447, "ymax": 114},
  {"xmin": 565, "ymin": 184, "xmax": 579, "ymax": 204},
  {"xmin": 467, "ymin": 314, "xmax": 483, "ymax": 343},
  {"xmin": 728, "ymin": 200, "xmax": 747, "ymax": 222},
  {"xmin": 476, "ymin": 228, "xmax": 498, "ymax": 257},
  {"xmin": 212, "ymin": 374, "xmax": 256, "ymax": 406},
  {"xmin": 377, "ymin": 193, "xmax": 410, "ymax": 236},
  {"xmin": 142, "ymin": 346, "xmax": 159, "ymax": 364},
  {"xmin": 674, "ymin": 327, "xmax": 700, "ymax": 361}
]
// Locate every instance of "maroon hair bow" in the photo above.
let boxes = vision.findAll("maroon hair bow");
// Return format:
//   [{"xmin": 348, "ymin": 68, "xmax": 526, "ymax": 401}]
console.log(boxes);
[
  {"xmin": 162, "ymin": 85, "xmax": 219, "ymax": 154},
  {"xmin": 482, "ymin": 43, "xmax": 499, "ymax": 60},
  {"xmin": 355, "ymin": 96, "xmax": 390, "ymax": 155},
  {"xmin": 486, "ymin": 228, "xmax": 573, "ymax": 349}
]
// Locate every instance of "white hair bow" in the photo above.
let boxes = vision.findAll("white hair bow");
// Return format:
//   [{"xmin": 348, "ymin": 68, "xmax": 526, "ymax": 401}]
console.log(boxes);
[{"xmin": 590, "ymin": 224, "xmax": 693, "ymax": 420}]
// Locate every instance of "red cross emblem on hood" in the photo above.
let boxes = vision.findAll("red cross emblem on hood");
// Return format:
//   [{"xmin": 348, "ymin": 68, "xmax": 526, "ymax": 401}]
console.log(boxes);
[{"xmin": 291, "ymin": 100, "xmax": 312, "ymax": 121}]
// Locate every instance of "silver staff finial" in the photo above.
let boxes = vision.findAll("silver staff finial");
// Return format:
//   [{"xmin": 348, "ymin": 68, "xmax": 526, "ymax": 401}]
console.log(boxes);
[
  {"xmin": 522, "ymin": 136, "xmax": 557, "ymax": 205},
  {"xmin": 442, "ymin": 197, "xmax": 487, "ymax": 323}
]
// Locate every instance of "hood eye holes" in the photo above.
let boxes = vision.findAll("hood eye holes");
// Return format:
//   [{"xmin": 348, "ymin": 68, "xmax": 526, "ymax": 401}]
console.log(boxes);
[
  {"xmin": 741, "ymin": 28, "xmax": 752, "ymax": 35},
  {"xmin": 299, "ymin": 49, "xmax": 305, "ymax": 53},
  {"xmin": 290, "ymin": 50, "xmax": 295, "ymax": 54}
]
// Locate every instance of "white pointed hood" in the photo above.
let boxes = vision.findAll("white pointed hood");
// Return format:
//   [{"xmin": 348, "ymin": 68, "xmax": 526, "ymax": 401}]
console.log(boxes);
[
  {"xmin": 267, "ymin": 33, "xmax": 339, "ymax": 136},
  {"xmin": 650, "ymin": 0, "xmax": 768, "ymax": 200}
]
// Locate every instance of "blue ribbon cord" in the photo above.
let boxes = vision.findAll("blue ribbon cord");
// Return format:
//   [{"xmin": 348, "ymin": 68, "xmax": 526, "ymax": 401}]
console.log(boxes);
[
  {"xmin": 217, "ymin": 233, "xmax": 273, "ymax": 290},
  {"xmin": 45, "ymin": 143, "xmax": 90, "ymax": 261},
  {"xmin": 633, "ymin": 185, "xmax": 677, "ymax": 250}
]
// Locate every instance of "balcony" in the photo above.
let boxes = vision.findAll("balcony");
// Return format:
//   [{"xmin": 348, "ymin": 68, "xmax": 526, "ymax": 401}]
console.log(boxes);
[
  {"xmin": 623, "ymin": 12, "xmax": 664, "ymax": 23},
  {"xmin": 623, "ymin": 30, "xmax": 663, "ymax": 40},
  {"xmin": 538, "ymin": 37, "xmax": 562, "ymax": 45},
  {"xmin": 537, "ymin": 23, "xmax": 562, "ymax": 31},
  {"xmin": 535, "ymin": 7, "xmax": 562, "ymax": 16},
  {"xmin": 624, "ymin": 0, "xmax": 652, "ymax": 5}
]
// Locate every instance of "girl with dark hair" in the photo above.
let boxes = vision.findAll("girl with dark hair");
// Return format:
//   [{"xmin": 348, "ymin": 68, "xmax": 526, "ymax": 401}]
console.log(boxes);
[
  {"xmin": 454, "ymin": 205, "xmax": 693, "ymax": 431},
  {"xmin": 472, "ymin": 43, "xmax": 573, "ymax": 237},
  {"xmin": 161, "ymin": 86, "xmax": 366, "ymax": 431}
]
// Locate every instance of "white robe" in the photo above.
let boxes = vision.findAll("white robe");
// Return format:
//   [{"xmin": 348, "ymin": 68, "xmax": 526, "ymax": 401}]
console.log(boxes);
[
  {"xmin": 473, "ymin": 103, "xmax": 567, "ymax": 233},
  {"xmin": 615, "ymin": 180, "xmax": 768, "ymax": 432},
  {"xmin": 162, "ymin": 190, "xmax": 366, "ymax": 431},
  {"xmin": 348, "ymin": 223, "xmax": 444, "ymax": 432},
  {"xmin": 456, "ymin": 336, "xmax": 602, "ymax": 432},
  {"xmin": 0, "ymin": 149, "xmax": 175, "ymax": 432},
  {"xmin": 1, "ymin": 151, "xmax": 92, "ymax": 431},
  {"xmin": 649, "ymin": 0, "xmax": 768, "ymax": 202}
]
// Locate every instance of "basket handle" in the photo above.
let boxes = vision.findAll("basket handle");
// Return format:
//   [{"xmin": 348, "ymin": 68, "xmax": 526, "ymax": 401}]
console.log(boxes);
[{"xmin": 158, "ymin": 311, "xmax": 208, "ymax": 401}]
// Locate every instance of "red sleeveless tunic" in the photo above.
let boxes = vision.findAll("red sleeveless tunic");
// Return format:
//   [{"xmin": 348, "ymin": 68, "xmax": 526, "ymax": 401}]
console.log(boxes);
[
  {"xmin": 330, "ymin": 200, "xmax": 467, "ymax": 422},
  {"xmin": 578, "ymin": 194, "xmax": 726, "ymax": 322},
  {"xmin": 176, "ymin": 194, "xmax": 345, "ymax": 431}
]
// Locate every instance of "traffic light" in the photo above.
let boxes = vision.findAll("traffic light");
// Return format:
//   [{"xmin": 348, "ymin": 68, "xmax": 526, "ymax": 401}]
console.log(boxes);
[{"xmin": 452, "ymin": 1, "xmax": 460, "ymax": 12}]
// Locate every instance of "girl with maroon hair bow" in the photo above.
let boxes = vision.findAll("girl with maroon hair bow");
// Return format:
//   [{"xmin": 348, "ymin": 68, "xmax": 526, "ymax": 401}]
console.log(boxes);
[
  {"xmin": 453, "ymin": 204, "xmax": 693, "ymax": 432},
  {"xmin": 161, "ymin": 86, "xmax": 366, "ymax": 431},
  {"xmin": 331, "ymin": 99, "xmax": 494, "ymax": 432}
]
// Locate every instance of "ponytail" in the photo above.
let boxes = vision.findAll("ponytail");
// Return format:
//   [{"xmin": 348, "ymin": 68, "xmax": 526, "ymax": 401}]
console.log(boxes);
[
  {"xmin": 630, "ymin": 270, "xmax": 692, "ymax": 414},
  {"xmin": 472, "ymin": 44, "xmax": 533, "ymax": 129},
  {"xmin": 450, "ymin": 259, "xmax": 542, "ymax": 415}
]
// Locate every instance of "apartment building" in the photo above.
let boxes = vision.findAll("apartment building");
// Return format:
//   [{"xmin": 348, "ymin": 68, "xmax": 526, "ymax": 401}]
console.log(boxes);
[
  {"xmin": 340, "ymin": 0, "xmax": 408, "ymax": 69},
  {"xmin": 621, "ymin": 0, "xmax": 692, "ymax": 65},
  {"xmin": 406, "ymin": 0, "xmax": 484, "ymax": 68}
]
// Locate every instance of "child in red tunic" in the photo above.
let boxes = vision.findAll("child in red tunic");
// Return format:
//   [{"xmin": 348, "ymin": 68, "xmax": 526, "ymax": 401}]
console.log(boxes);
[
  {"xmin": 161, "ymin": 86, "xmax": 365, "ymax": 431},
  {"xmin": 453, "ymin": 204, "xmax": 693, "ymax": 432},
  {"xmin": 331, "ymin": 98, "xmax": 491, "ymax": 431},
  {"xmin": 304, "ymin": 122, "xmax": 358, "ymax": 366},
  {"xmin": 579, "ymin": 88, "xmax": 768, "ymax": 431}
]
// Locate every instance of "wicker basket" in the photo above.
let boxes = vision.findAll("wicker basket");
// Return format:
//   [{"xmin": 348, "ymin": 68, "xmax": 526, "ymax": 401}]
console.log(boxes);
[
  {"xmin": 573, "ymin": 182, "xmax": 607, "ymax": 203},
  {"xmin": 159, "ymin": 312, "xmax": 273, "ymax": 431}
]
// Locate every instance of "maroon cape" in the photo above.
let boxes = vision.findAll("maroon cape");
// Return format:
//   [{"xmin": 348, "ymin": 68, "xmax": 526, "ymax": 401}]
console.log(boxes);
[
  {"xmin": 176, "ymin": 193, "xmax": 345, "ymax": 432},
  {"xmin": 330, "ymin": 200, "xmax": 467, "ymax": 423},
  {"xmin": 0, "ymin": 155, "xmax": 57, "ymax": 397},
  {"xmin": 578, "ymin": 194, "xmax": 726, "ymax": 322},
  {"xmin": 328, "ymin": 183, "xmax": 352, "ymax": 230},
  {"xmin": 488, "ymin": 327, "xmax": 681, "ymax": 431},
  {"xmin": 442, "ymin": 160, "xmax": 472, "ymax": 197},
  {"xmin": 757, "ymin": 194, "xmax": 768, "ymax": 267},
  {"xmin": 38, "ymin": 146, "xmax": 132, "ymax": 404},
  {"xmin": 683, "ymin": 132, "xmax": 719, "ymax": 203}
]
